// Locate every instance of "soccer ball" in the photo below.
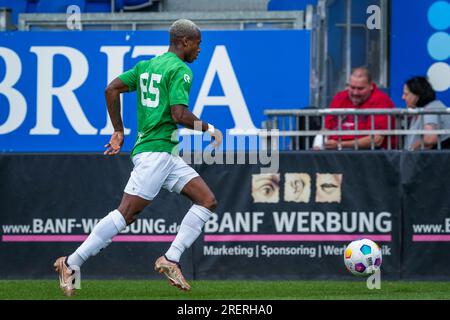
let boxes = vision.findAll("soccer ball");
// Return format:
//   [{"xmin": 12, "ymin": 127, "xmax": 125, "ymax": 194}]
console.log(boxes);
[{"xmin": 344, "ymin": 238, "xmax": 382, "ymax": 277}]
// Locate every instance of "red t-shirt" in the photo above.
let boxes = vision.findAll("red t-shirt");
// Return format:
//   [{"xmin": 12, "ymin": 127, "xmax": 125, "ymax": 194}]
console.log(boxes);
[{"xmin": 325, "ymin": 84, "xmax": 396, "ymax": 149}]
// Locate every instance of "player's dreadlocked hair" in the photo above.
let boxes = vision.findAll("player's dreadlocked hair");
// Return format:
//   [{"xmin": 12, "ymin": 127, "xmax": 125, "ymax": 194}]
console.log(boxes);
[{"xmin": 169, "ymin": 19, "xmax": 200, "ymax": 44}]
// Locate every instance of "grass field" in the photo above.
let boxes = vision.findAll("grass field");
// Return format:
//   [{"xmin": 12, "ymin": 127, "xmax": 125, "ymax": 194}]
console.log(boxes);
[{"xmin": 1, "ymin": 280, "xmax": 450, "ymax": 300}]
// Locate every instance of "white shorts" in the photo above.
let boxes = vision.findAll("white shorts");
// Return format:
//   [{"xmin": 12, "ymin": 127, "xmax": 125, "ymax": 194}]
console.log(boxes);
[{"xmin": 124, "ymin": 152, "xmax": 199, "ymax": 200}]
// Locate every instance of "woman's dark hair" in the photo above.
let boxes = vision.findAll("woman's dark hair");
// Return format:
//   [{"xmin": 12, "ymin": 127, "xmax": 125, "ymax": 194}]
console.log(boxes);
[{"xmin": 405, "ymin": 76, "xmax": 436, "ymax": 107}]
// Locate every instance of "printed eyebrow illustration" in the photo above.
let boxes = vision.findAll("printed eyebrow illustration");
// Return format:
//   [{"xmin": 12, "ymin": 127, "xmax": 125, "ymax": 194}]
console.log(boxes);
[
  {"xmin": 284, "ymin": 173, "xmax": 311, "ymax": 203},
  {"xmin": 315, "ymin": 173, "xmax": 343, "ymax": 203},
  {"xmin": 251, "ymin": 173, "xmax": 280, "ymax": 203}
]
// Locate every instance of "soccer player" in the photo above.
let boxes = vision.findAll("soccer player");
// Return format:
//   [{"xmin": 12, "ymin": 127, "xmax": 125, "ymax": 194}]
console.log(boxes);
[{"xmin": 54, "ymin": 19, "xmax": 223, "ymax": 296}]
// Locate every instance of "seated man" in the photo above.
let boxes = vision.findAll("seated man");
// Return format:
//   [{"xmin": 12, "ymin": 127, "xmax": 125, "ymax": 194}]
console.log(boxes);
[{"xmin": 324, "ymin": 67, "xmax": 396, "ymax": 150}]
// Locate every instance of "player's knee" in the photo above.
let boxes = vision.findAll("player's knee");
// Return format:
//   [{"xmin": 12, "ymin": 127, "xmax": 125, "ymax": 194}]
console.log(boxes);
[
  {"xmin": 118, "ymin": 199, "xmax": 147, "ymax": 225},
  {"xmin": 201, "ymin": 195, "xmax": 217, "ymax": 211},
  {"xmin": 123, "ymin": 211, "xmax": 140, "ymax": 225}
]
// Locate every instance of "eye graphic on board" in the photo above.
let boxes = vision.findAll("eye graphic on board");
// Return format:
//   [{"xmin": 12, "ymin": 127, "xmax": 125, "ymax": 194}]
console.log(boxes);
[{"xmin": 251, "ymin": 174, "xmax": 280, "ymax": 203}]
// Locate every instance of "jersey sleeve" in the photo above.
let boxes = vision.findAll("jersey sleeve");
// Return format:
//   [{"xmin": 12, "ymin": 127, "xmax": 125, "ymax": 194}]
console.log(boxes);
[
  {"xmin": 169, "ymin": 66, "xmax": 193, "ymax": 107},
  {"xmin": 118, "ymin": 62, "xmax": 140, "ymax": 92}
]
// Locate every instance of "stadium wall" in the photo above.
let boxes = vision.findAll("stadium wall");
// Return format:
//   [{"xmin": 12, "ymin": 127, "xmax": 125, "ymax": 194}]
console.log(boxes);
[
  {"xmin": 1, "ymin": 152, "xmax": 450, "ymax": 280},
  {"xmin": 0, "ymin": 30, "xmax": 310, "ymax": 152}
]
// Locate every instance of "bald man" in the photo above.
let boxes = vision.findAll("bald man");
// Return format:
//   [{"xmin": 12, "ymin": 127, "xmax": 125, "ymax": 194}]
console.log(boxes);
[{"xmin": 324, "ymin": 67, "xmax": 396, "ymax": 150}]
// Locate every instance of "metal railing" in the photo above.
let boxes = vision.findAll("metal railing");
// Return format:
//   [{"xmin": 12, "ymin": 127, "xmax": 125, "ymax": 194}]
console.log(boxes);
[
  {"xmin": 262, "ymin": 108, "xmax": 450, "ymax": 151},
  {"xmin": 18, "ymin": 11, "xmax": 306, "ymax": 31}
]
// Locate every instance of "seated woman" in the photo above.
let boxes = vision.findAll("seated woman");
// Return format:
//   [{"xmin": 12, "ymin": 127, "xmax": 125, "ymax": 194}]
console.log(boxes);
[{"xmin": 402, "ymin": 76, "xmax": 450, "ymax": 150}]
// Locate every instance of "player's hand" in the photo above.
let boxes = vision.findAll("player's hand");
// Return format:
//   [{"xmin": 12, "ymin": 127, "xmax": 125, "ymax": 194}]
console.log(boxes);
[
  {"xmin": 104, "ymin": 131, "xmax": 124, "ymax": 155},
  {"xmin": 209, "ymin": 127, "xmax": 223, "ymax": 148}
]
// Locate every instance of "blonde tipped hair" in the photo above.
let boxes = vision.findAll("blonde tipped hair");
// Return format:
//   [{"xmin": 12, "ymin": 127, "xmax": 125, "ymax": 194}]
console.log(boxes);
[{"xmin": 169, "ymin": 19, "xmax": 200, "ymax": 43}]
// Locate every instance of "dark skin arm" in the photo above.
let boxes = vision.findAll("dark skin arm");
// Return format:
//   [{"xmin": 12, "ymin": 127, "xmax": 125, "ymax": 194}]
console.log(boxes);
[
  {"xmin": 171, "ymin": 105, "xmax": 223, "ymax": 147},
  {"xmin": 171, "ymin": 104, "xmax": 208, "ymax": 131},
  {"xmin": 104, "ymin": 77, "xmax": 223, "ymax": 153},
  {"xmin": 104, "ymin": 78, "xmax": 129, "ymax": 155}
]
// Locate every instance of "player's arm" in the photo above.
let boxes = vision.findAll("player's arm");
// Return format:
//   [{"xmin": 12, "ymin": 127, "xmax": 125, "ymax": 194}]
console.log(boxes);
[
  {"xmin": 104, "ymin": 77, "xmax": 129, "ymax": 155},
  {"xmin": 171, "ymin": 105, "xmax": 223, "ymax": 147}
]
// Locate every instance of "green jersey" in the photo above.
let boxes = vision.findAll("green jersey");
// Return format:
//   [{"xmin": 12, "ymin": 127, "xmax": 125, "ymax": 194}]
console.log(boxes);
[{"xmin": 118, "ymin": 52, "xmax": 193, "ymax": 157}]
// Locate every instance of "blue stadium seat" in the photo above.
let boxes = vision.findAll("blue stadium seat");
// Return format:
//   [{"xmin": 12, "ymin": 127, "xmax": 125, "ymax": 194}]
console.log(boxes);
[
  {"xmin": 0, "ymin": 0, "xmax": 155, "ymax": 24},
  {"xmin": 268, "ymin": 0, "xmax": 318, "ymax": 11},
  {"xmin": 29, "ymin": 0, "xmax": 116, "ymax": 13},
  {"xmin": 25, "ymin": 0, "xmax": 38, "ymax": 13},
  {"xmin": 115, "ymin": 0, "xmax": 156, "ymax": 12},
  {"xmin": 34, "ymin": 0, "xmax": 86, "ymax": 13},
  {"xmin": 85, "ymin": 0, "xmax": 112, "ymax": 13},
  {"xmin": 85, "ymin": 0, "xmax": 153, "ymax": 13}
]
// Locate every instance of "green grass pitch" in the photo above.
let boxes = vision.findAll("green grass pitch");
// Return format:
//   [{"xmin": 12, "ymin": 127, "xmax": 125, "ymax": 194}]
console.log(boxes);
[{"xmin": 1, "ymin": 280, "xmax": 450, "ymax": 300}]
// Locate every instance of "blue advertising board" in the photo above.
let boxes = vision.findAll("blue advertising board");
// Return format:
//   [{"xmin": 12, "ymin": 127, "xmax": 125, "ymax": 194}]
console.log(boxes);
[
  {"xmin": 0, "ymin": 30, "xmax": 311, "ymax": 152},
  {"xmin": 390, "ymin": 0, "xmax": 450, "ymax": 107}
]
